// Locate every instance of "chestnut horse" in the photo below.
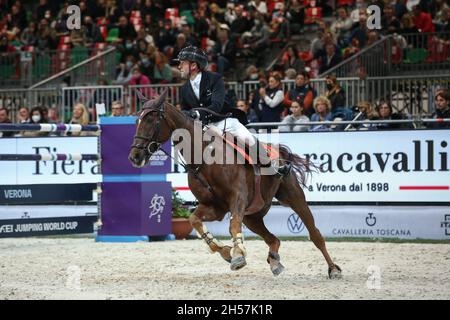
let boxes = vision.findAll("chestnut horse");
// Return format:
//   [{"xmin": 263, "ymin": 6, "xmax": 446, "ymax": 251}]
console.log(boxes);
[{"xmin": 128, "ymin": 91, "xmax": 342, "ymax": 278}]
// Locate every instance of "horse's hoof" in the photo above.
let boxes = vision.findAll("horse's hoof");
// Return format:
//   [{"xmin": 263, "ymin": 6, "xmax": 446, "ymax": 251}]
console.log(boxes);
[
  {"xmin": 230, "ymin": 256, "xmax": 247, "ymax": 271},
  {"xmin": 328, "ymin": 264, "xmax": 342, "ymax": 279},
  {"xmin": 271, "ymin": 263, "xmax": 285, "ymax": 276},
  {"xmin": 220, "ymin": 246, "xmax": 232, "ymax": 263}
]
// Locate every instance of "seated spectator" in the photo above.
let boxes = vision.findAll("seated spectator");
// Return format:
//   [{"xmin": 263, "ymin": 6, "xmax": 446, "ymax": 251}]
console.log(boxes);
[
  {"xmin": 279, "ymin": 101, "xmax": 310, "ymax": 132},
  {"xmin": 376, "ymin": 101, "xmax": 413, "ymax": 130},
  {"xmin": 319, "ymin": 43, "xmax": 342, "ymax": 74},
  {"xmin": 241, "ymin": 13, "xmax": 270, "ymax": 59},
  {"xmin": 20, "ymin": 22, "xmax": 38, "ymax": 47},
  {"xmin": 325, "ymin": 74, "xmax": 346, "ymax": 111},
  {"xmin": 153, "ymin": 51, "xmax": 173, "ymax": 83},
  {"xmin": 114, "ymin": 55, "xmax": 136, "ymax": 85},
  {"xmin": 22, "ymin": 106, "xmax": 49, "ymax": 137},
  {"xmin": 252, "ymin": 74, "xmax": 285, "ymax": 124},
  {"xmin": 281, "ymin": 45, "xmax": 305, "ymax": 72},
  {"xmin": 111, "ymin": 101, "xmax": 125, "ymax": 116},
  {"xmin": 83, "ymin": 15, "xmax": 103, "ymax": 47},
  {"xmin": 310, "ymin": 96, "xmax": 333, "ymax": 131},
  {"xmin": 381, "ymin": 4, "xmax": 400, "ymax": 34},
  {"xmin": 330, "ymin": 6, "xmax": 353, "ymax": 46},
  {"xmin": 428, "ymin": 90, "xmax": 450, "ymax": 129},
  {"xmin": 352, "ymin": 101, "xmax": 379, "ymax": 130},
  {"xmin": 286, "ymin": 0, "xmax": 305, "ymax": 34},
  {"xmin": 412, "ymin": 5, "xmax": 435, "ymax": 33},
  {"xmin": 66, "ymin": 103, "xmax": 91, "ymax": 136},
  {"xmin": 211, "ymin": 26, "xmax": 236, "ymax": 76},
  {"xmin": 0, "ymin": 107, "xmax": 14, "ymax": 138},
  {"xmin": 236, "ymin": 99, "xmax": 258, "ymax": 124},
  {"xmin": 116, "ymin": 15, "xmax": 137, "ymax": 45},
  {"xmin": 350, "ymin": 0, "xmax": 367, "ymax": 24},
  {"xmin": 16, "ymin": 107, "xmax": 30, "ymax": 124},
  {"xmin": 284, "ymin": 71, "xmax": 316, "ymax": 118}
]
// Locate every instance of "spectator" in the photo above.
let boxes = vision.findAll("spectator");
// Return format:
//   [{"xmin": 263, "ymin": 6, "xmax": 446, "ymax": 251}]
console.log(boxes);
[
  {"xmin": 281, "ymin": 45, "xmax": 305, "ymax": 72},
  {"xmin": 210, "ymin": 3, "xmax": 225, "ymax": 24},
  {"xmin": 412, "ymin": 5, "xmax": 435, "ymax": 33},
  {"xmin": 180, "ymin": 22, "xmax": 199, "ymax": 47},
  {"xmin": 330, "ymin": 6, "xmax": 353, "ymax": 46},
  {"xmin": 114, "ymin": 55, "xmax": 136, "ymax": 84},
  {"xmin": 22, "ymin": 106, "xmax": 48, "ymax": 137},
  {"xmin": 381, "ymin": 4, "xmax": 401, "ymax": 34},
  {"xmin": 230, "ymin": 5, "xmax": 253, "ymax": 39},
  {"xmin": 350, "ymin": 0, "xmax": 367, "ymax": 23},
  {"xmin": 155, "ymin": 19, "xmax": 177, "ymax": 53},
  {"xmin": 376, "ymin": 101, "xmax": 413, "ymax": 130},
  {"xmin": 310, "ymin": 96, "xmax": 333, "ymax": 131},
  {"xmin": 0, "ymin": 107, "xmax": 14, "ymax": 138},
  {"xmin": 279, "ymin": 101, "xmax": 310, "ymax": 132},
  {"xmin": 319, "ymin": 43, "xmax": 342, "ymax": 74},
  {"xmin": 116, "ymin": 15, "xmax": 137, "ymax": 45},
  {"xmin": 83, "ymin": 15, "xmax": 103, "ymax": 47},
  {"xmin": 66, "ymin": 103, "xmax": 91, "ymax": 136},
  {"xmin": 284, "ymin": 71, "xmax": 316, "ymax": 118},
  {"xmin": 212, "ymin": 26, "xmax": 236, "ymax": 75},
  {"xmin": 20, "ymin": 22, "xmax": 38, "ymax": 47},
  {"xmin": 253, "ymin": 74, "xmax": 285, "ymax": 124},
  {"xmin": 241, "ymin": 13, "xmax": 270, "ymax": 59},
  {"xmin": 353, "ymin": 101, "xmax": 379, "ymax": 130},
  {"xmin": 129, "ymin": 66, "xmax": 153, "ymax": 97},
  {"xmin": 244, "ymin": 65, "xmax": 260, "ymax": 81},
  {"xmin": 153, "ymin": 50, "xmax": 173, "ymax": 83},
  {"xmin": 325, "ymin": 74, "xmax": 346, "ymax": 111},
  {"xmin": 16, "ymin": 107, "xmax": 30, "ymax": 124},
  {"xmin": 428, "ymin": 90, "xmax": 450, "ymax": 128},
  {"xmin": 111, "ymin": 101, "xmax": 125, "ymax": 116},
  {"xmin": 286, "ymin": 0, "xmax": 305, "ymax": 34},
  {"xmin": 236, "ymin": 99, "xmax": 259, "ymax": 123}
]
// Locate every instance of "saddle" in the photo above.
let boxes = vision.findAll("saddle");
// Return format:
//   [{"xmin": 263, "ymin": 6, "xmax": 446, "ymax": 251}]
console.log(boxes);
[{"xmin": 204, "ymin": 125, "xmax": 287, "ymax": 215}]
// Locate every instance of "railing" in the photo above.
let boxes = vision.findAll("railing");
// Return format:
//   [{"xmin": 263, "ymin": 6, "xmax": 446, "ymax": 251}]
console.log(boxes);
[
  {"xmin": 30, "ymin": 46, "xmax": 117, "ymax": 89},
  {"xmin": 1, "ymin": 75, "xmax": 449, "ymax": 124},
  {"xmin": 319, "ymin": 32, "xmax": 450, "ymax": 78},
  {"xmin": 0, "ymin": 46, "xmax": 117, "ymax": 88}
]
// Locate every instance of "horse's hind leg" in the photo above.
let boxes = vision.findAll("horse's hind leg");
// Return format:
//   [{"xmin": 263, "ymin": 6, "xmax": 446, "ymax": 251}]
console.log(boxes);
[
  {"xmin": 189, "ymin": 204, "xmax": 232, "ymax": 263},
  {"xmin": 277, "ymin": 178, "xmax": 342, "ymax": 279},
  {"xmin": 243, "ymin": 213, "xmax": 285, "ymax": 276}
]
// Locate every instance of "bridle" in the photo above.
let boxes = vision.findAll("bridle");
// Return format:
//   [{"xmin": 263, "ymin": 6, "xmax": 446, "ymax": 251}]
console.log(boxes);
[{"xmin": 131, "ymin": 101, "xmax": 166, "ymax": 159}]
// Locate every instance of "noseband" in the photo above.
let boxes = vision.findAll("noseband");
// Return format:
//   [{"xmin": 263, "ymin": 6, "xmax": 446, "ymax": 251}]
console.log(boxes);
[{"xmin": 131, "ymin": 102, "xmax": 166, "ymax": 156}]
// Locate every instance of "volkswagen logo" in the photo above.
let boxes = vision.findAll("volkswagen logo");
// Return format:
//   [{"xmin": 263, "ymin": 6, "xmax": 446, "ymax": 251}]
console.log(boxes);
[
  {"xmin": 365, "ymin": 213, "xmax": 377, "ymax": 227},
  {"xmin": 287, "ymin": 213, "xmax": 304, "ymax": 234}
]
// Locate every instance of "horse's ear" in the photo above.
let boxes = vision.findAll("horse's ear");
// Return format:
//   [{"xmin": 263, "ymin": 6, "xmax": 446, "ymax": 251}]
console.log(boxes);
[
  {"xmin": 153, "ymin": 89, "xmax": 168, "ymax": 109},
  {"xmin": 135, "ymin": 89, "xmax": 149, "ymax": 102}
]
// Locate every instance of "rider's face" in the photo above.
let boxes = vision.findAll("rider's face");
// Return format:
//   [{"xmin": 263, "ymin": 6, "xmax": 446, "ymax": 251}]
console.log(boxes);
[{"xmin": 178, "ymin": 60, "xmax": 191, "ymax": 79}]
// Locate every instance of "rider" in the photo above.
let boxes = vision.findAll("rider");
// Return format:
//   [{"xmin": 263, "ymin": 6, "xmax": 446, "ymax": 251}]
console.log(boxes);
[{"xmin": 172, "ymin": 45, "xmax": 290, "ymax": 176}]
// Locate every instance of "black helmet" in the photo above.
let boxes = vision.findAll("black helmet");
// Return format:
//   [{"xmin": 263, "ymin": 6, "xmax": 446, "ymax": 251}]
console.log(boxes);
[{"xmin": 172, "ymin": 46, "xmax": 208, "ymax": 70}]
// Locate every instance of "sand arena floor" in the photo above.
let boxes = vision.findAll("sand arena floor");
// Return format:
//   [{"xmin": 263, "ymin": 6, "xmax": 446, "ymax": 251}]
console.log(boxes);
[{"xmin": 0, "ymin": 238, "xmax": 449, "ymax": 300}]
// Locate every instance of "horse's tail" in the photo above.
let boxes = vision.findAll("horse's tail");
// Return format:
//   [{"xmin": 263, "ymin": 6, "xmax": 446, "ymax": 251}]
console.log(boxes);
[{"xmin": 278, "ymin": 144, "xmax": 317, "ymax": 187}]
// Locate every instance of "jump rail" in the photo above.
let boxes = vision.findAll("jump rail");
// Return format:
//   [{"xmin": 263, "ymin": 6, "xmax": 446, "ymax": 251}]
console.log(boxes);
[
  {"xmin": 0, "ymin": 154, "xmax": 100, "ymax": 161},
  {"xmin": 0, "ymin": 124, "xmax": 101, "ymax": 132}
]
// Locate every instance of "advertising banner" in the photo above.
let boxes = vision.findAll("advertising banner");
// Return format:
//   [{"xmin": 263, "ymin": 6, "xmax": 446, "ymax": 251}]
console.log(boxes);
[
  {"xmin": 202, "ymin": 205, "xmax": 450, "ymax": 240},
  {"xmin": 169, "ymin": 130, "xmax": 450, "ymax": 203}
]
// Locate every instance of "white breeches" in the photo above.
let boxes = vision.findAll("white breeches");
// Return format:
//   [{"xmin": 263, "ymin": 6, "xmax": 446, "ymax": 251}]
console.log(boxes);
[{"xmin": 211, "ymin": 118, "xmax": 256, "ymax": 145}]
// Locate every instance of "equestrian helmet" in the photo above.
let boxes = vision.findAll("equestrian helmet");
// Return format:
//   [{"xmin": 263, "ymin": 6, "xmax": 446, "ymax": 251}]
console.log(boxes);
[{"xmin": 173, "ymin": 46, "xmax": 208, "ymax": 70}]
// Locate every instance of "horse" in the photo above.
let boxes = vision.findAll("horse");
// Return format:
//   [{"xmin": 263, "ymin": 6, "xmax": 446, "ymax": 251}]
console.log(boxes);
[{"xmin": 128, "ymin": 90, "xmax": 342, "ymax": 279}]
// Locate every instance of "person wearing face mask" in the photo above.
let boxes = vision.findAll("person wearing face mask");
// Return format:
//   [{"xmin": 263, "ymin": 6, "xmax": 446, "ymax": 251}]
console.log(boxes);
[
  {"xmin": 138, "ymin": 52, "xmax": 155, "ymax": 80},
  {"xmin": 22, "ymin": 106, "xmax": 49, "ymax": 137},
  {"xmin": 115, "ymin": 55, "xmax": 136, "ymax": 84}
]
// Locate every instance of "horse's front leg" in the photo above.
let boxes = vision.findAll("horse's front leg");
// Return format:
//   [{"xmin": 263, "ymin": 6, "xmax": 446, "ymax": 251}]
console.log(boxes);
[
  {"xmin": 189, "ymin": 204, "xmax": 232, "ymax": 263},
  {"xmin": 228, "ymin": 198, "xmax": 248, "ymax": 271}
]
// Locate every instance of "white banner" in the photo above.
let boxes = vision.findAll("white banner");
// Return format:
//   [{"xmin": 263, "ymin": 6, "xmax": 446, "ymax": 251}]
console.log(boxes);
[
  {"xmin": 0, "ymin": 205, "xmax": 97, "ymax": 219},
  {"xmin": 0, "ymin": 137, "xmax": 100, "ymax": 185},
  {"xmin": 169, "ymin": 130, "xmax": 450, "ymax": 203},
  {"xmin": 201, "ymin": 205, "xmax": 450, "ymax": 240}
]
